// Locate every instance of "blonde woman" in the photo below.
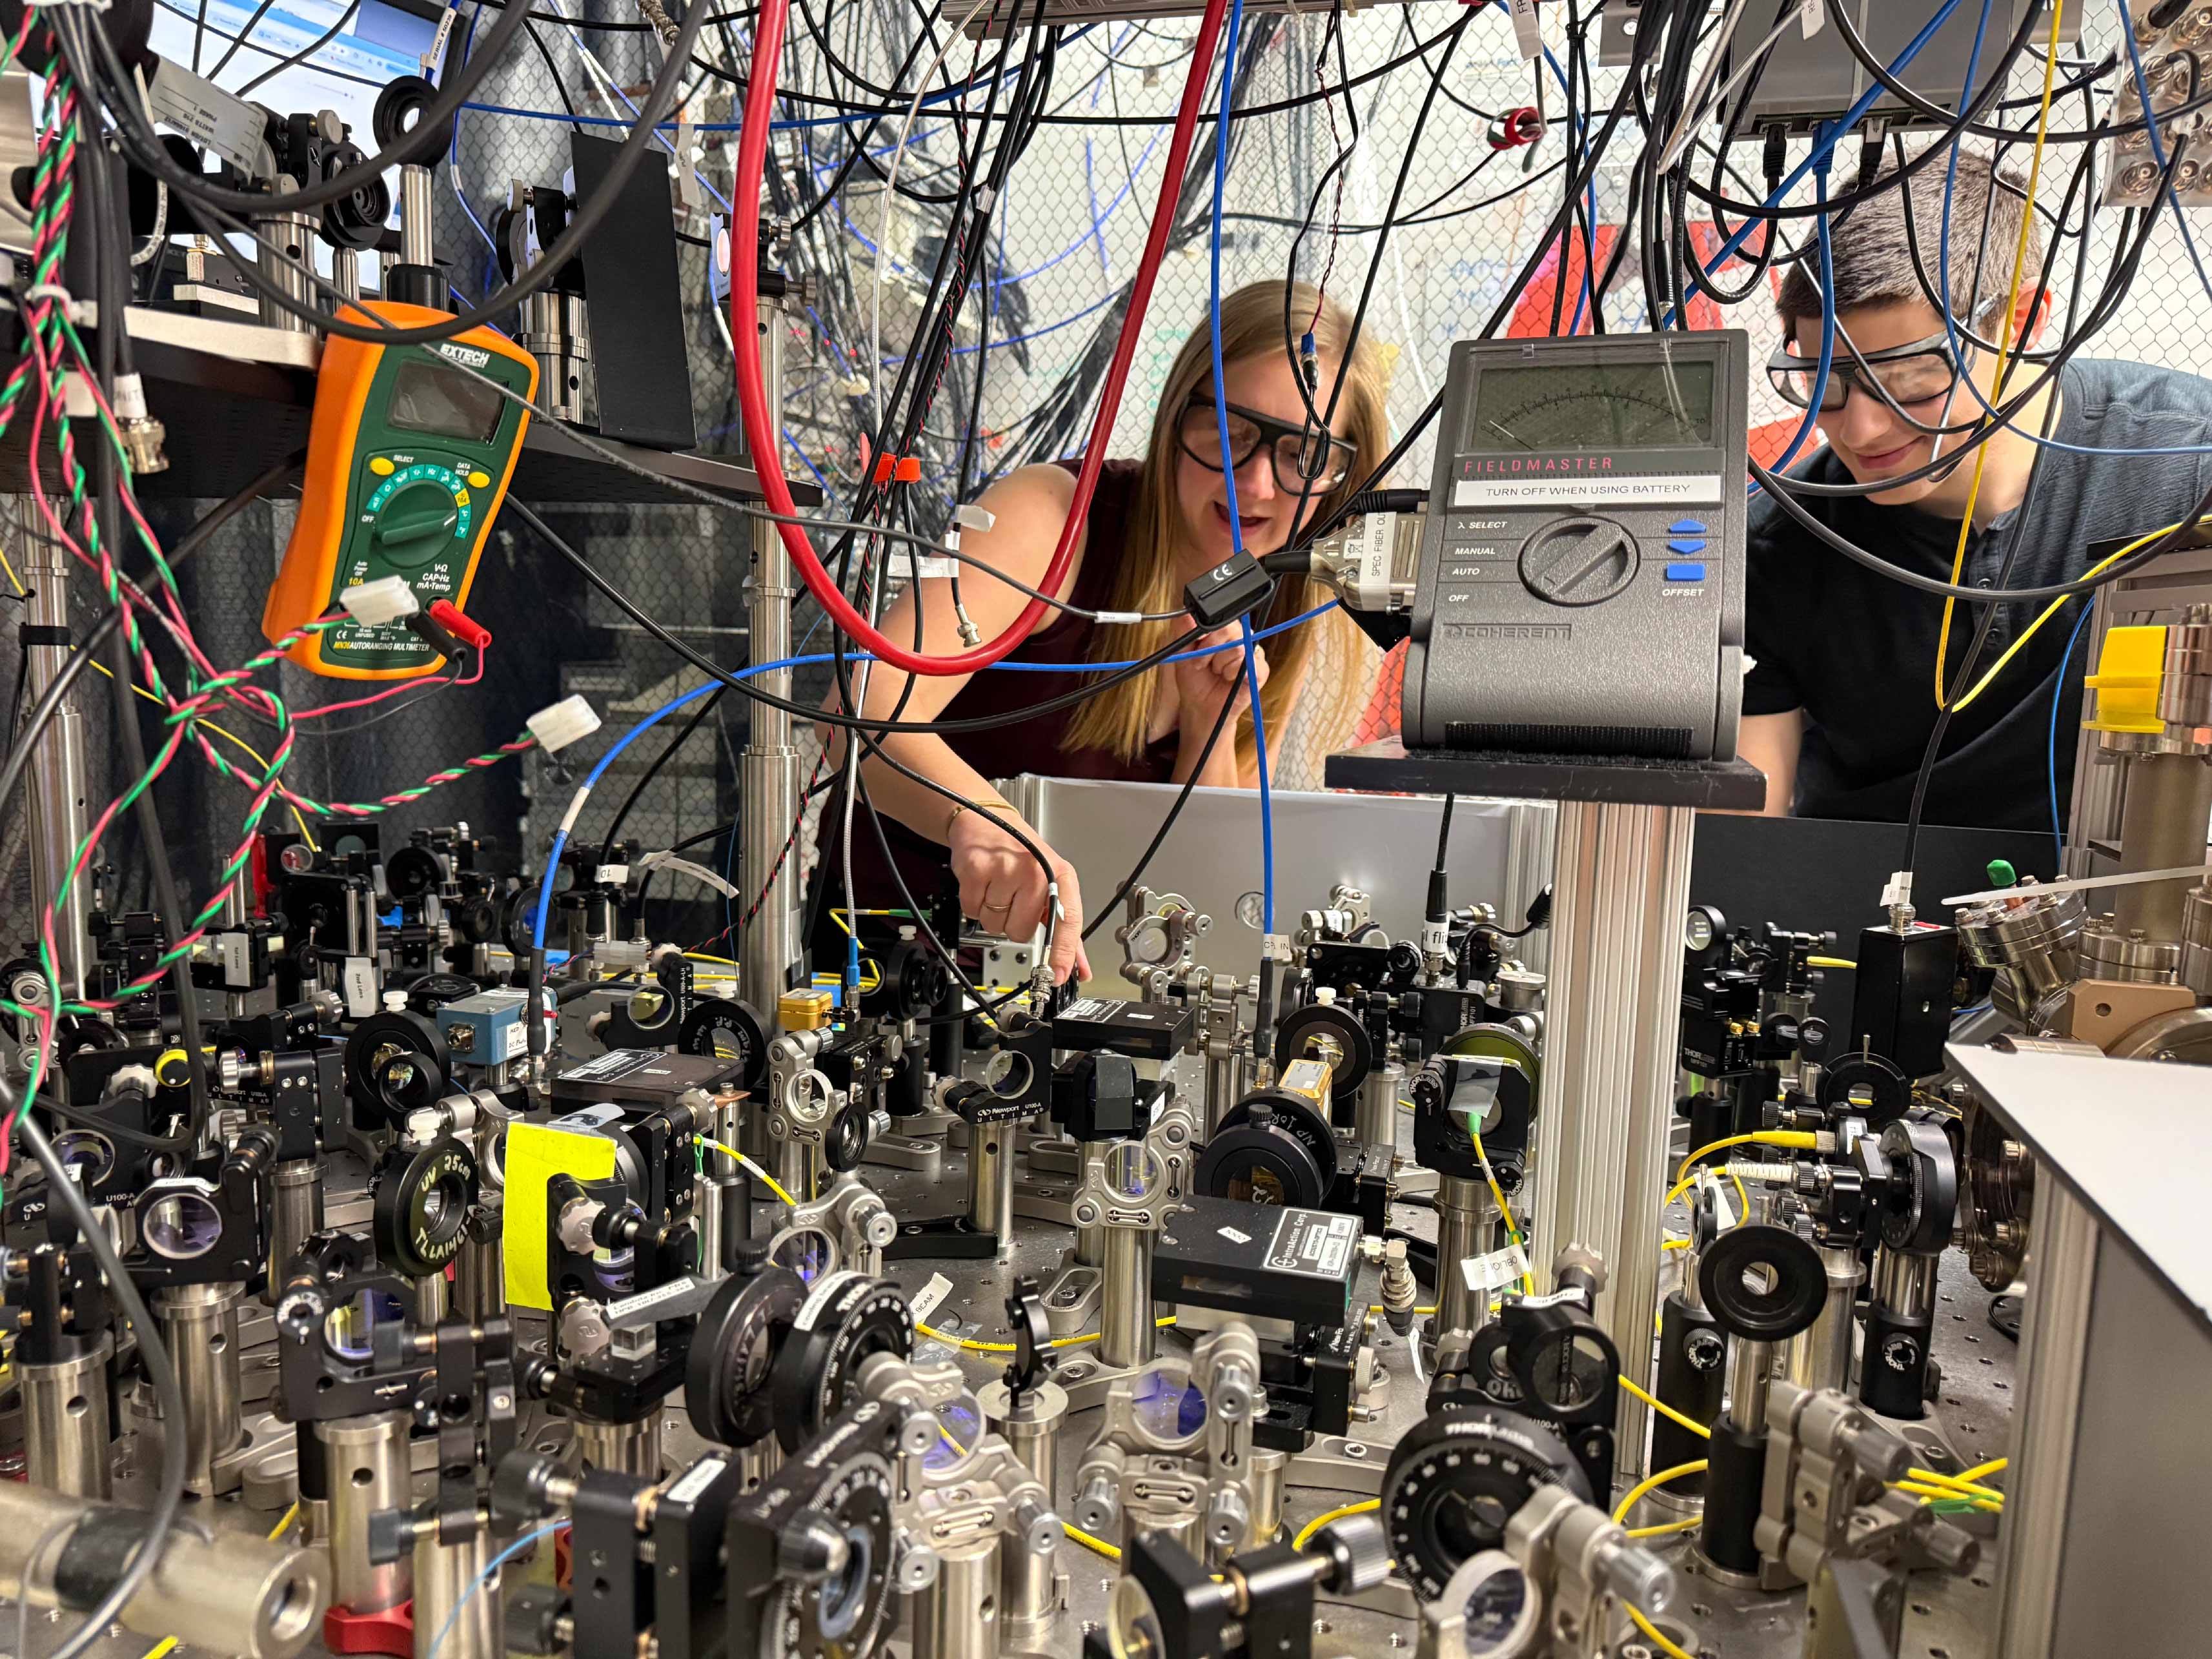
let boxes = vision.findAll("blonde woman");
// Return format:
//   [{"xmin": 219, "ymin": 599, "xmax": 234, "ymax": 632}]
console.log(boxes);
[{"xmin": 815, "ymin": 278, "xmax": 1390, "ymax": 986}]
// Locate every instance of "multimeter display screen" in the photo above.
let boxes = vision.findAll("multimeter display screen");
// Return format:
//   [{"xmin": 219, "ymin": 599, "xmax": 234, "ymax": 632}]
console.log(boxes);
[
  {"xmin": 1467, "ymin": 359, "xmax": 1717, "ymax": 452},
  {"xmin": 387, "ymin": 358, "xmax": 506, "ymax": 443}
]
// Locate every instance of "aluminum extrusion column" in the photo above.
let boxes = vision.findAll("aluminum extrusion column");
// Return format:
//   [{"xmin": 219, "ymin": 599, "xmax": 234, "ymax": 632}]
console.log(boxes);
[
  {"xmin": 1991, "ymin": 1177, "xmax": 2098, "ymax": 1658},
  {"xmin": 1530, "ymin": 797, "xmax": 1697, "ymax": 1481}
]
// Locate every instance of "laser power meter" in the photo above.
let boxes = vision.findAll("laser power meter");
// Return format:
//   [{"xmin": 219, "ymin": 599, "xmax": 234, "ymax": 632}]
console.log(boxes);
[
  {"xmin": 262, "ymin": 300, "xmax": 539, "ymax": 678},
  {"xmin": 1401, "ymin": 330, "xmax": 1749, "ymax": 761}
]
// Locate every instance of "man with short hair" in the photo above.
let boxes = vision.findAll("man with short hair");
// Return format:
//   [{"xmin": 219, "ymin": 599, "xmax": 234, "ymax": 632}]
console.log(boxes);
[{"xmin": 1740, "ymin": 151, "xmax": 2212, "ymax": 830}]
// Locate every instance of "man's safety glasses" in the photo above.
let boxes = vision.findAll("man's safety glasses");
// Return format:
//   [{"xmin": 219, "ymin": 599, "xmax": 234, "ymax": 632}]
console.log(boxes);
[{"xmin": 1766, "ymin": 330, "xmax": 1968, "ymax": 422}]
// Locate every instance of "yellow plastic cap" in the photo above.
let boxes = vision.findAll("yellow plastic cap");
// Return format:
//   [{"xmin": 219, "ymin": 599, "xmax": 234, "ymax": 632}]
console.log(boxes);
[{"xmin": 2082, "ymin": 624, "xmax": 2167, "ymax": 735}]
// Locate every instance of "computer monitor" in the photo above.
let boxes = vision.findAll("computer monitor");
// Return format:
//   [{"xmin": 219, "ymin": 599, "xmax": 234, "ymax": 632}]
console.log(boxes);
[{"xmin": 145, "ymin": 0, "xmax": 447, "ymax": 227}]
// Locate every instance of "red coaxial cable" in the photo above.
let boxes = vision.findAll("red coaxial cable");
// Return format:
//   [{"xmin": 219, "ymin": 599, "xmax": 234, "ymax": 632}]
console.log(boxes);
[{"xmin": 727, "ymin": 0, "xmax": 1231, "ymax": 676}]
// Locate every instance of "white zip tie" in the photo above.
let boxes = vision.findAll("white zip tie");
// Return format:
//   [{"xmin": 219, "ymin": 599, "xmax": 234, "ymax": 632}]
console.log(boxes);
[{"xmin": 1942, "ymin": 862, "xmax": 2211, "ymax": 907}]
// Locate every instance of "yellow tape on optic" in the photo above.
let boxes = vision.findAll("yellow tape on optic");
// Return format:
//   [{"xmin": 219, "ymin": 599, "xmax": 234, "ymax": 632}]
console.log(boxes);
[{"xmin": 501, "ymin": 1121, "xmax": 617, "ymax": 1310}]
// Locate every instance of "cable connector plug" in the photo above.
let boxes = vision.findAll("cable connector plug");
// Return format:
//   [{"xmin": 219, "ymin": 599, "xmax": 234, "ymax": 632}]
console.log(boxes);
[
  {"xmin": 1377, "ymin": 1236, "xmax": 1419, "ymax": 1336},
  {"xmin": 110, "ymin": 372, "xmax": 168, "ymax": 474},
  {"xmin": 404, "ymin": 607, "xmax": 469, "ymax": 662},
  {"xmin": 1184, "ymin": 550, "xmax": 1272, "ymax": 630},
  {"xmin": 426, "ymin": 598, "xmax": 491, "ymax": 655},
  {"xmin": 340, "ymin": 575, "xmax": 420, "ymax": 628},
  {"xmin": 954, "ymin": 502, "xmax": 996, "ymax": 534},
  {"xmin": 527, "ymin": 694, "xmax": 601, "ymax": 753},
  {"xmin": 1880, "ymin": 869, "xmax": 1915, "ymax": 931}
]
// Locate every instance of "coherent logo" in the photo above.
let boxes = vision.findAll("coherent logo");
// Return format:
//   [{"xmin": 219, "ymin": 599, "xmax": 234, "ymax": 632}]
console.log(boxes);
[{"xmin": 1445, "ymin": 623, "xmax": 1571, "ymax": 641}]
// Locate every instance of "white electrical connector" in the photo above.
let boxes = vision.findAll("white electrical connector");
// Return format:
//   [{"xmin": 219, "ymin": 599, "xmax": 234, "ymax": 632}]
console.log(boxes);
[
  {"xmin": 527, "ymin": 694, "xmax": 602, "ymax": 753},
  {"xmin": 340, "ymin": 576, "xmax": 420, "ymax": 627},
  {"xmin": 954, "ymin": 502, "xmax": 996, "ymax": 533}
]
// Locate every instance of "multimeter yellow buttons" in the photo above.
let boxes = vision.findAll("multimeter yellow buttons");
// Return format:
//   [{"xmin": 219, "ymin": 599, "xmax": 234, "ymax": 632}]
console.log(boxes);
[{"xmin": 262, "ymin": 300, "xmax": 538, "ymax": 680}]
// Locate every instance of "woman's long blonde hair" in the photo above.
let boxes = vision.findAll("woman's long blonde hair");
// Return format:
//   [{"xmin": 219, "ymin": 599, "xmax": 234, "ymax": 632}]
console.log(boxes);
[{"xmin": 1062, "ymin": 280, "xmax": 1390, "ymax": 773}]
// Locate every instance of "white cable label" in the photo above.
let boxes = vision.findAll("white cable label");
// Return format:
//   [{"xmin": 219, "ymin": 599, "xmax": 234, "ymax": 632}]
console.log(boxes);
[
  {"xmin": 1459, "ymin": 1241, "xmax": 1532, "ymax": 1294},
  {"xmin": 792, "ymin": 1270, "xmax": 858, "ymax": 1333},
  {"xmin": 342, "ymin": 958, "xmax": 376, "ymax": 1018},
  {"xmin": 1798, "ymin": 0, "xmax": 1826, "ymax": 38},
  {"xmin": 907, "ymin": 1272, "xmax": 953, "ymax": 1324},
  {"xmin": 1510, "ymin": 0, "xmax": 1541, "ymax": 59},
  {"xmin": 664, "ymin": 1455, "xmax": 727, "ymax": 1507},
  {"xmin": 423, "ymin": 6, "xmax": 458, "ymax": 76}
]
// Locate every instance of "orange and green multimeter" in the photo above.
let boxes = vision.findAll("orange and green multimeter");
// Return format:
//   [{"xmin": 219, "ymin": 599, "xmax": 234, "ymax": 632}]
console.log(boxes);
[{"xmin": 262, "ymin": 300, "xmax": 540, "ymax": 678}]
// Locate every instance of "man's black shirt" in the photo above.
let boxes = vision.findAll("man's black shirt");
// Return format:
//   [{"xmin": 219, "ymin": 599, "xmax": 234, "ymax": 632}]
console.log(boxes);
[{"xmin": 1743, "ymin": 358, "xmax": 2212, "ymax": 833}]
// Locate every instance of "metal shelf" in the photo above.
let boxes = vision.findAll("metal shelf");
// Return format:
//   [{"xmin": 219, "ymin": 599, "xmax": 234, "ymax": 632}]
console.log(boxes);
[{"xmin": 0, "ymin": 300, "xmax": 814, "ymax": 508}]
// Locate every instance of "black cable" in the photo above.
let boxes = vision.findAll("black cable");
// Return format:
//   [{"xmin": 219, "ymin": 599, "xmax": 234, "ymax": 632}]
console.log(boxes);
[
  {"xmin": 235, "ymin": 0, "xmax": 361, "ymax": 96},
  {"xmin": 520, "ymin": 18, "xmax": 585, "ymax": 128},
  {"xmin": 1892, "ymin": 117, "xmax": 2102, "ymax": 365},
  {"xmin": 124, "ymin": 0, "xmax": 535, "ymax": 217},
  {"xmin": 1281, "ymin": 0, "xmax": 1366, "ymax": 426},
  {"xmin": 502, "ymin": 501, "xmax": 1221, "ymax": 739},
  {"xmin": 1292, "ymin": 0, "xmax": 1661, "ymax": 556},
  {"xmin": 855, "ymin": 773, "xmax": 1027, "ymax": 1023},
  {"xmin": 1900, "ymin": 494, "xmax": 2037, "ymax": 879},
  {"xmin": 0, "ymin": 454, "xmax": 303, "ymax": 899},
  {"xmin": 301, "ymin": 657, "xmax": 469, "ymax": 737},
  {"xmin": 1434, "ymin": 791, "xmax": 1456, "ymax": 873},
  {"xmin": 1896, "ymin": 86, "xmax": 2103, "ymax": 880},
  {"xmin": 1709, "ymin": 140, "xmax": 2173, "ymax": 505},
  {"xmin": 55, "ymin": 20, "xmax": 213, "ymax": 1146},
  {"xmin": 818, "ymin": 0, "xmax": 1047, "ymax": 961},
  {"xmin": 1081, "ymin": 679, "xmax": 1238, "ymax": 943},
  {"xmin": 93, "ymin": 0, "xmax": 697, "ymax": 349},
  {"xmin": 207, "ymin": 0, "xmax": 285, "ymax": 79},
  {"xmin": 472, "ymin": 0, "xmax": 756, "ymax": 27},
  {"xmin": 1304, "ymin": 5, "xmax": 1474, "ymax": 447},
  {"xmin": 1548, "ymin": 0, "xmax": 1590, "ymax": 338},
  {"xmin": 1823, "ymin": 0, "xmax": 2128, "ymax": 145},
  {"xmin": 710, "ymin": 6, "xmax": 1466, "ymax": 128},
  {"xmin": 1753, "ymin": 447, "xmax": 2212, "ymax": 604},
  {"xmin": 602, "ymin": 687, "xmax": 724, "ymax": 851},
  {"xmin": 1673, "ymin": 0, "xmax": 2050, "ymax": 224},
  {"xmin": 1220, "ymin": 154, "xmax": 1565, "ymax": 236}
]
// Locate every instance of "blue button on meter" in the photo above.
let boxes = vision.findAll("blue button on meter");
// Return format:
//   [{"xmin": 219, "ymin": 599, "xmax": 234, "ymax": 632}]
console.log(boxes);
[
  {"xmin": 1665, "ymin": 562, "xmax": 1707, "ymax": 582},
  {"xmin": 1669, "ymin": 518, "xmax": 1709, "ymax": 534},
  {"xmin": 1667, "ymin": 538, "xmax": 1708, "ymax": 556}
]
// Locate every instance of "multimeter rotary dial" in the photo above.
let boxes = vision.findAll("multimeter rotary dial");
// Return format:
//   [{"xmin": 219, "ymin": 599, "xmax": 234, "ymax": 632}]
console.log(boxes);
[
  {"xmin": 365, "ymin": 463, "xmax": 476, "ymax": 570},
  {"xmin": 1517, "ymin": 515, "xmax": 1639, "ymax": 606}
]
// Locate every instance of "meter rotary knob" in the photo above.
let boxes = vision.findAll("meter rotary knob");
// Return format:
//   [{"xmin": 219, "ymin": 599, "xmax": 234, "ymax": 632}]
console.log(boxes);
[
  {"xmin": 1517, "ymin": 514, "xmax": 1639, "ymax": 606},
  {"xmin": 368, "ymin": 465, "xmax": 469, "ymax": 571}
]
